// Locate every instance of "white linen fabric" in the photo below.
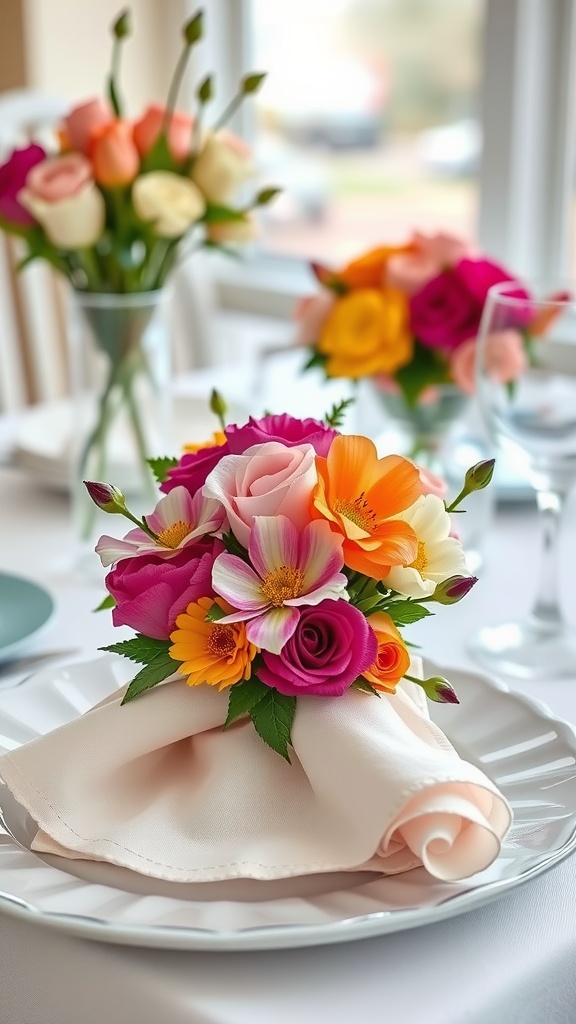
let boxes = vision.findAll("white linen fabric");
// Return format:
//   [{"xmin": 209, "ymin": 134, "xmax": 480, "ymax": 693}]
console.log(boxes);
[{"xmin": 0, "ymin": 662, "xmax": 511, "ymax": 883}]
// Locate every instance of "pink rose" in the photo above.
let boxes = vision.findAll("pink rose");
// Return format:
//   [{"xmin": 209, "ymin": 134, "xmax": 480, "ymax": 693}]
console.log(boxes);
[
  {"xmin": 456, "ymin": 258, "xmax": 529, "ymax": 311},
  {"xmin": 0, "ymin": 144, "xmax": 46, "ymax": 226},
  {"xmin": 64, "ymin": 97, "xmax": 113, "ymax": 154},
  {"xmin": 449, "ymin": 330, "xmax": 527, "ymax": 395},
  {"xmin": 293, "ymin": 292, "xmax": 335, "ymax": 345},
  {"xmin": 202, "ymin": 441, "xmax": 318, "ymax": 548},
  {"xmin": 414, "ymin": 464, "xmax": 448, "ymax": 499},
  {"xmin": 25, "ymin": 153, "xmax": 93, "ymax": 202},
  {"xmin": 161, "ymin": 441, "xmax": 230, "ymax": 497},
  {"xmin": 387, "ymin": 231, "xmax": 470, "ymax": 296},
  {"xmin": 226, "ymin": 414, "xmax": 337, "ymax": 457},
  {"xmin": 106, "ymin": 538, "xmax": 222, "ymax": 640},
  {"xmin": 133, "ymin": 104, "xmax": 194, "ymax": 163},
  {"xmin": 258, "ymin": 600, "xmax": 378, "ymax": 697}
]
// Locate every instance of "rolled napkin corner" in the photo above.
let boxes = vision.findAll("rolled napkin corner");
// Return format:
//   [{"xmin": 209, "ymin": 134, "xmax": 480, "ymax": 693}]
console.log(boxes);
[{"xmin": 0, "ymin": 658, "xmax": 511, "ymax": 883}]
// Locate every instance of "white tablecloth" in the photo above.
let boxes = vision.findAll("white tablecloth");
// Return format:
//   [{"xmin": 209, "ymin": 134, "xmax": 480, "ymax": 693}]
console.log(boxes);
[{"xmin": 1, "ymin": 364, "xmax": 576, "ymax": 1024}]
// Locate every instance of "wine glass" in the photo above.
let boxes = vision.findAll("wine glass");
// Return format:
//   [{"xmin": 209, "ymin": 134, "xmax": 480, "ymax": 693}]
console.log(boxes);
[{"xmin": 468, "ymin": 280, "xmax": 576, "ymax": 679}]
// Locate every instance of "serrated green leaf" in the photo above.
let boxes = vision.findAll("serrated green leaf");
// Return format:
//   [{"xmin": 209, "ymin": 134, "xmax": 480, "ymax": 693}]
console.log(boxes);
[
  {"xmin": 250, "ymin": 688, "xmax": 296, "ymax": 762},
  {"xmin": 147, "ymin": 455, "xmax": 179, "ymax": 484},
  {"xmin": 99, "ymin": 634, "xmax": 171, "ymax": 665},
  {"xmin": 351, "ymin": 678, "xmax": 381, "ymax": 697},
  {"xmin": 224, "ymin": 675, "xmax": 269, "ymax": 728},
  {"xmin": 94, "ymin": 593, "xmax": 116, "ymax": 612},
  {"xmin": 121, "ymin": 649, "xmax": 178, "ymax": 704},
  {"xmin": 324, "ymin": 396, "xmax": 355, "ymax": 428},
  {"xmin": 384, "ymin": 601, "xmax": 432, "ymax": 626}
]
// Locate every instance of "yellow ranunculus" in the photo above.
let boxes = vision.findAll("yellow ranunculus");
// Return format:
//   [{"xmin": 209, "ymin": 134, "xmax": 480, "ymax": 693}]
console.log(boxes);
[{"xmin": 318, "ymin": 286, "xmax": 413, "ymax": 379}]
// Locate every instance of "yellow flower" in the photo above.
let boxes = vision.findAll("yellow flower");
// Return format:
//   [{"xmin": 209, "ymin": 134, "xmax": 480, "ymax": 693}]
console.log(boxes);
[
  {"xmin": 318, "ymin": 287, "xmax": 413, "ymax": 379},
  {"xmin": 169, "ymin": 596, "xmax": 258, "ymax": 689},
  {"xmin": 182, "ymin": 431, "xmax": 227, "ymax": 454}
]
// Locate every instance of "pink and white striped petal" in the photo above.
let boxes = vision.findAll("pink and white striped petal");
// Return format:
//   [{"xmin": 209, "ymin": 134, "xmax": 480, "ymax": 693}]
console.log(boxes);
[
  {"xmin": 287, "ymin": 581, "xmax": 348, "ymax": 607},
  {"xmin": 249, "ymin": 515, "xmax": 299, "ymax": 579},
  {"xmin": 298, "ymin": 519, "xmax": 345, "ymax": 592},
  {"xmin": 246, "ymin": 606, "xmax": 300, "ymax": 654},
  {"xmin": 212, "ymin": 552, "xmax": 269, "ymax": 612}
]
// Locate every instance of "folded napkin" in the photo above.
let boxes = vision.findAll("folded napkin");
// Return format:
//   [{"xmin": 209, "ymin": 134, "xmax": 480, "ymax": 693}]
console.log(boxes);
[{"xmin": 0, "ymin": 660, "xmax": 511, "ymax": 883}]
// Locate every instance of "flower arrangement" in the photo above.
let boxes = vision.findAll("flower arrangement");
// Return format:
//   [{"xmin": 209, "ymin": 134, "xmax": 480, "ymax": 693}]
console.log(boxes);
[
  {"xmin": 85, "ymin": 397, "xmax": 493, "ymax": 761},
  {"xmin": 295, "ymin": 232, "xmax": 535, "ymax": 405},
  {"xmin": 0, "ymin": 8, "xmax": 276, "ymax": 292}
]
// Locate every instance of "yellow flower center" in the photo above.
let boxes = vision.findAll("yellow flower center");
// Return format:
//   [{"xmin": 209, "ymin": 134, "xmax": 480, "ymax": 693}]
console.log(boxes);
[
  {"xmin": 333, "ymin": 493, "xmax": 377, "ymax": 533},
  {"xmin": 206, "ymin": 624, "xmax": 237, "ymax": 657},
  {"xmin": 260, "ymin": 565, "xmax": 304, "ymax": 607},
  {"xmin": 156, "ymin": 520, "xmax": 193, "ymax": 549},
  {"xmin": 408, "ymin": 541, "xmax": 428, "ymax": 574}
]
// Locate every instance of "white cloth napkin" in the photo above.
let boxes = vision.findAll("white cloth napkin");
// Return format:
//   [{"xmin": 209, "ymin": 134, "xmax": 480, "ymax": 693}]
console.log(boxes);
[{"xmin": 0, "ymin": 662, "xmax": 511, "ymax": 883}]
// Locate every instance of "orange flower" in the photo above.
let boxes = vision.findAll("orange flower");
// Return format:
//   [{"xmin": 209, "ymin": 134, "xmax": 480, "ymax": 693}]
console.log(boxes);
[
  {"xmin": 318, "ymin": 287, "xmax": 413, "ymax": 379},
  {"xmin": 183, "ymin": 431, "xmax": 227, "ymax": 454},
  {"xmin": 90, "ymin": 120, "xmax": 140, "ymax": 187},
  {"xmin": 311, "ymin": 434, "xmax": 422, "ymax": 579},
  {"xmin": 338, "ymin": 244, "xmax": 414, "ymax": 290},
  {"xmin": 362, "ymin": 612, "xmax": 410, "ymax": 692},
  {"xmin": 169, "ymin": 596, "xmax": 258, "ymax": 689}
]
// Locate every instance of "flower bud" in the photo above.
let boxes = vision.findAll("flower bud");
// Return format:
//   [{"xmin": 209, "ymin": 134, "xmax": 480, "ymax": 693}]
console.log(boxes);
[
  {"xmin": 183, "ymin": 11, "xmax": 203, "ymax": 45},
  {"xmin": 254, "ymin": 186, "xmax": 281, "ymax": 206},
  {"xmin": 464, "ymin": 459, "xmax": 495, "ymax": 493},
  {"xmin": 241, "ymin": 72, "xmax": 267, "ymax": 95},
  {"xmin": 197, "ymin": 75, "xmax": 213, "ymax": 104},
  {"xmin": 112, "ymin": 9, "xmax": 131, "ymax": 39},
  {"xmin": 210, "ymin": 388, "xmax": 228, "ymax": 421},
  {"xmin": 421, "ymin": 676, "xmax": 460, "ymax": 704},
  {"xmin": 84, "ymin": 480, "xmax": 127, "ymax": 513},
  {"xmin": 432, "ymin": 575, "xmax": 477, "ymax": 605}
]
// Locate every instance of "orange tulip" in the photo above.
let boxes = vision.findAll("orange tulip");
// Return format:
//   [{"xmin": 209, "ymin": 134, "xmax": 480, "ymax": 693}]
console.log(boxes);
[
  {"xmin": 310, "ymin": 434, "xmax": 422, "ymax": 579},
  {"xmin": 337, "ymin": 244, "xmax": 414, "ymax": 290},
  {"xmin": 90, "ymin": 119, "xmax": 140, "ymax": 187},
  {"xmin": 133, "ymin": 104, "xmax": 194, "ymax": 163},
  {"xmin": 362, "ymin": 612, "xmax": 411, "ymax": 693},
  {"xmin": 318, "ymin": 286, "xmax": 413, "ymax": 379}
]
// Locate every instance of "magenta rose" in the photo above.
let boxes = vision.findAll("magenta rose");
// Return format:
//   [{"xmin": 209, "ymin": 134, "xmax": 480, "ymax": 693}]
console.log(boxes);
[
  {"xmin": 161, "ymin": 441, "xmax": 230, "ymax": 496},
  {"xmin": 226, "ymin": 414, "xmax": 337, "ymax": 457},
  {"xmin": 0, "ymin": 144, "xmax": 46, "ymax": 227},
  {"xmin": 106, "ymin": 537, "xmax": 223, "ymax": 639},
  {"xmin": 258, "ymin": 599, "xmax": 378, "ymax": 697}
]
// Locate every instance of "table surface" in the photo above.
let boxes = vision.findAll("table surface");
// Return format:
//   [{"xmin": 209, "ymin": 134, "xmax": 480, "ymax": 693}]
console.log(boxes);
[{"xmin": 1, "ymin": 357, "xmax": 576, "ymax": 1024}]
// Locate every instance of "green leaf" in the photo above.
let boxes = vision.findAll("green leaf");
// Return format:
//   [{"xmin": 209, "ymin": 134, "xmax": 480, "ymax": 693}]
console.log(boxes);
[
  {"xmin": 94, "ymin": 593, "xmax": 116, "ymax": 612},
  {"xmin": 221, "ymin": 531, "xmax": 250, "ymax": 562},
  {"xmin": 250, "ymin": 688, "xmax": 296, "ymax": 762},
  {"xmin": 147, "ymin": 455, "xmax": 179, "ymax": 484},
  {"xmin": 254, "ymin": 186, "xmax": 282, "ymax": 206},
  {"xmin": 394, "ymin": 340, "xmax": 450, "ymax": 407},
  {"xmin": 121, "ymin": 648, "xmax": 178, "ymax": 704},
  {"xmin": 140, "ymin": 133, "xmax": 181, "ymax": 174},
  {"xmin": 384, "ymin": 600, "xmax": 432, "ymax": 626},
  {"xmin": 205, "ymin": 602, "xmax": 227, "ymax": 622},
  {"xmin": 324, "ymin": 397, "xmax": 355, "ymax": 428},
  {"xmin": 197, "ymin": 74, "xmax": 213, "ymax": 103},
  {"xmin": 242, "ymin": 72, "xmax": 267, "ymax": 94},
  {"xmin": 351, "ymin": 678, "xmax": 381, "ymax": 697},
  {"xmin": 302, "ymin": 349, "xmax": 328, "ymax": 373},
  {"xmin": 224, "ymin": 675, "xmax": 269, "ymax": 727},
  {"xmin": 99, "ymin": 633, "xmax": 171, "ymax": 665},
  {"xmin": 202, "ymin": 203, "xmax": 247, "ymax": 224}
]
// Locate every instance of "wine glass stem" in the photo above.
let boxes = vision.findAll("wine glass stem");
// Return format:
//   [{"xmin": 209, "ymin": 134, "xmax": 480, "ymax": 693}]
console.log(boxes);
[{"xmin": 529, "ymin": 487, "xmax": 566, "ymax": 633}]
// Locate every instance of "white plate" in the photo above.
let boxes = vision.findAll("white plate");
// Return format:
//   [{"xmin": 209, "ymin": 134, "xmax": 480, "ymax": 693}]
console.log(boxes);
[
  {"xmin": 0, "ymin": 656, "xmax": 575, "ymax": 951},
  {"xmin": 12, "ymin": 393, "xmax": 249, "ymax": 492},
  {"xmin": 0, "ymin": 573, "xmax": 55, "ymax": 662}
]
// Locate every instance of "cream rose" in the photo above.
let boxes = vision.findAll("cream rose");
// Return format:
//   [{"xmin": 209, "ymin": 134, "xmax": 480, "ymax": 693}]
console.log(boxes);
[
  {"xmin": 132, "ymin": 171, "xmax": 205, "ymax": 238},
  {"xmin": 191, "ymin": 131, "xmax": 254, "ymax": 204},
  {"xmin": 202, "ymin": 441, "xmax": 318, "ymax": 548},
  {"xmin": 18, "ymin": 182, "xmax": 105, "ymax": 249},
  {"xmin": 207, "ymin": 214, "xmax": 257, "ymax": 244}
]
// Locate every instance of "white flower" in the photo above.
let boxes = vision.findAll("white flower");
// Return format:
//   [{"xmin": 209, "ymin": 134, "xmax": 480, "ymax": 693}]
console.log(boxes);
[
  {"xmin": 207, "ymin": 214, "xmax": 257, "ymax": 244},
  {"xmin": 132, "ymin": 172, "xmax": 206, "ymax": 238},
  {"xmin": 385, "ymin": 494, "xmax": 467, "ymax": 599},
  {"xmin": 191, "ymin": 131, "xmax": 254, "ymax": 204},
  {"xmin": 18, "ymin": 183, "xmax": 105, "ymax": 249}
]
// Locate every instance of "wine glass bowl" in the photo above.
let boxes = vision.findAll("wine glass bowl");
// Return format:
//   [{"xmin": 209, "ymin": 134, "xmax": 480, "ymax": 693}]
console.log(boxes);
[{"xmin": 469, "ymin": 281, "xmax": 576, "ymax": 679}]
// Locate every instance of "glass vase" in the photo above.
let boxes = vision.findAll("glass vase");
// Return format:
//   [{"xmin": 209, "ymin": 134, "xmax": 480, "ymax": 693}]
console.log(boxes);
[
  {"xmin": 67, "ymin": 289, "xmax": 173, "ymax": 552},
  {"xmin": 364, "ymin": 381, "xmax": 493, "ymax": 573}
]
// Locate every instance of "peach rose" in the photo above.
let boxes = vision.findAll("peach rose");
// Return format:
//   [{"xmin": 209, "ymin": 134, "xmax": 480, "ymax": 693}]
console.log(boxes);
[
  {"xmin": 362, "ymin": 611, "xmax": 411, "ymax": 692},
  {"xmin": 90, "ymin": 120, "xmax": 140, "ymax": 187},
  {"xmin": 64, "ymin": 98, "xmax": 113, "ymax": 154},
  {"xmin": 25, "ymin": 153, "xmax": 93, "ymax": 202},
  {"xmin": 133, "ymin": 104, "xmax": 194, "ymax": 163},
  {"xmin": 293, "ymin": 292, "xmax": 336, "ymax": 346},
  {"xmin": 449, "ymin": 329, "xmax": 527, "ymax": 395},
  {"xmin": 202, "ymin": 441, "xmax": 318, "ymax": 548},
  {"xmin": 191, "ymin": 131, "xmax": 254, "ymax": 204},
  {"xmin": 387, "ymin": 231, "xmax": 470, "ymax": 296}
]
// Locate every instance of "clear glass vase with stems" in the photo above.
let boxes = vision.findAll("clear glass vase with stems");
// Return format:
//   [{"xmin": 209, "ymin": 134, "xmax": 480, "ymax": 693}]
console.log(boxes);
[
  {"xmin": 67, "ymin": 288, "xmax": 173, "ymax": 551},
  {"xmin": 365, "ymin": 380, "xmax": 492, "ymax": 573},
  {"xmin": 468, "ymin": 280, "xmax": 576, "ymax": 679}
]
